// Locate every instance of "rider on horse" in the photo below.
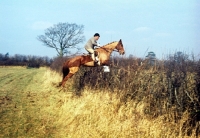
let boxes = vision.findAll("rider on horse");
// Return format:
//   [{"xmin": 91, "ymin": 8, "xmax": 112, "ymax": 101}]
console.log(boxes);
[
  {"xmin": 60, "ymin": 39, "xmax": 124, "ymax": 86},
  {"xmin": 84, "ymin": 33, "xmax": 101, "ymax": 64}
]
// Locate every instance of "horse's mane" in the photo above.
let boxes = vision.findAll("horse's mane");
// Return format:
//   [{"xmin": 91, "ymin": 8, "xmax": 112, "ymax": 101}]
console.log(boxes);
[{"xmin": 102, "ymin": 41, "xmax": 117, "ymax": 47}]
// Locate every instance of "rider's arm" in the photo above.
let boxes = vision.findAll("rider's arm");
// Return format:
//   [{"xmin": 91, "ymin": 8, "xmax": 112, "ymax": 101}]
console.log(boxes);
[{"xmin": 91, "ymin": 38, "xmax": 98, "ymax": 46}]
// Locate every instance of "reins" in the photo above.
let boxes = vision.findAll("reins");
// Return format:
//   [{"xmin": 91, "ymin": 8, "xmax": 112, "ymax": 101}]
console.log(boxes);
[{"xmin": 96, "ymin": 46, "xmax": 118, "ymax": 53}]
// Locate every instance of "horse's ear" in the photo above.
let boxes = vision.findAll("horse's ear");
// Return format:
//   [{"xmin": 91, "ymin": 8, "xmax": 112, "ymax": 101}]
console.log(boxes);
[{"xmin": 119, "ymin": 39, "xmax": 122, "ymax": 42}]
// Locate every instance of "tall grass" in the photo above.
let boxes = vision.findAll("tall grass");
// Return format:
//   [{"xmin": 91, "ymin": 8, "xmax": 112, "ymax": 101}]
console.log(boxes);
[
  {"xmin": 50, "ymin": 53, "xmax": 200, "ymax": 137},
  {"xmin": 22, "ymin": 70, "xmax": 200, "ymax": 138},
  {"xmin": 39, "ymin": 69, "xmax": 200, "ymax": 137}
]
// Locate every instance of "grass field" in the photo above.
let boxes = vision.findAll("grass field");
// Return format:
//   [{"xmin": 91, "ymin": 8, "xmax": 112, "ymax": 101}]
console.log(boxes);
[{"xmin": 0, "ymin": 66, "xmax": 198, "ymax": 138}]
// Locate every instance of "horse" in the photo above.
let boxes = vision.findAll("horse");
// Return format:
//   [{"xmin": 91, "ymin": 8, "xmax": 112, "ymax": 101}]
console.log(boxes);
[{"xmin": 60, "ymin": 39, "xmax": 125, "ymax": 87}]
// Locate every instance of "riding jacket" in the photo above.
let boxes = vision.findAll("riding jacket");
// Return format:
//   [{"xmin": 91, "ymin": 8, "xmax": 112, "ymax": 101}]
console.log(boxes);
[{"xmin": 84, "ymin": 37, "xmax": 98, "ymax": 50}]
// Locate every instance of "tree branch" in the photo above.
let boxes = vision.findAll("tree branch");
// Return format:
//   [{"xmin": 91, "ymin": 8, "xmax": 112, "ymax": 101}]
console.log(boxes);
[{"xmin": 37, "ymin": 22, "xmax": 85, "ymax": 57}]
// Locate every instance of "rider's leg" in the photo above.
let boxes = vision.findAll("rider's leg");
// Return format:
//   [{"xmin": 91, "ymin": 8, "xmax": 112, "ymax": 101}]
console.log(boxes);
[
  {"xmin": 94, "ymin": 51, "xmax": 99, "ymax": 62},
  {"xmin": 85, "ymin": 48, "xmax": 97, "ymax": 61}
]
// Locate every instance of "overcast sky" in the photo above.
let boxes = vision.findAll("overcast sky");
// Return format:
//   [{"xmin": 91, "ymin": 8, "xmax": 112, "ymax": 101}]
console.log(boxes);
[{"xmin": 0, "ymin": 0, "xmax": 199, "ymax": 59}]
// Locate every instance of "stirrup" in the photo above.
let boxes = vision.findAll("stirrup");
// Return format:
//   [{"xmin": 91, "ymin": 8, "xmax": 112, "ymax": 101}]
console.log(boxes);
[
  {"xmin": 94, "ymin": 58, "xmax": 100, "ymax": 65},
  {"xmin": 94, "ymin": 60, "xmax": 100, "ymax": 66},
  {"xmin": 95, "ymin": 57, "xmax": 99, "ymax": 61}
]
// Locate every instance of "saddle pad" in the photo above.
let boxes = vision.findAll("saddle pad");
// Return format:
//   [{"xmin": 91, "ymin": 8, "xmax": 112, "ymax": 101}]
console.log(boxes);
[{"xmin": 83, "ymin": 53, "xmax": 90, "ymax": 56}]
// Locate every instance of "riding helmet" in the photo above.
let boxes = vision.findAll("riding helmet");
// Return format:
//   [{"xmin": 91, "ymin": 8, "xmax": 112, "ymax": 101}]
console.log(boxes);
[{"xmin": 94, "ymin": 33, "xmax": 100, "ymax": 37}]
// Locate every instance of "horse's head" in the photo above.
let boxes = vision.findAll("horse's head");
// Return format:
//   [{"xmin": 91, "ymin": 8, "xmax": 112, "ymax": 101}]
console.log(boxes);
[{"xmin": 116, "ymin": 39, "xmax": 125, "ymax": 55}]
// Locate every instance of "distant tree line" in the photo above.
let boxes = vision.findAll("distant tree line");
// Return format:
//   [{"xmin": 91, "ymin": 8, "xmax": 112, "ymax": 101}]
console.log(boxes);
[{"xmin": 0, "ymin": 53, "xmax": 53, "ymax": 68}]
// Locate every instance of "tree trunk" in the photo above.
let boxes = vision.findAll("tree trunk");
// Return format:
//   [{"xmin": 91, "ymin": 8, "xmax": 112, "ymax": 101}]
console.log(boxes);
[{"xmin": 58, "ymin": 49, "xmax": 64, "ymax": 57}]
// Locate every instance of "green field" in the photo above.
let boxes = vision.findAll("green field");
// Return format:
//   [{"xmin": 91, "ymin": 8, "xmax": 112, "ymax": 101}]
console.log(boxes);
[
  {"xmin": 0, "ymin": 67, "xmax": 63, "ymax": 137},
  {"xmin": 0, "ymin": 66, "xmax": 198, "ymax": 138}
]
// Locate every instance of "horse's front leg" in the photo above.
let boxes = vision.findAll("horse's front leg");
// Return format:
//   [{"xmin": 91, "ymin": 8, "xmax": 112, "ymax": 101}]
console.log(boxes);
[{"xmin": 101, "ymin": 60, "xmax": 111, "ymax": 66}]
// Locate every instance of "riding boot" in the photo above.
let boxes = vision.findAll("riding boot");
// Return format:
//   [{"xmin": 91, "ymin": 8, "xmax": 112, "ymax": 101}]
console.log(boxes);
[
  {"xmin": 91, "ymin": 53, "xmax": 99, "ymax": 62},
  {"xmin": 95, "ymin": 56, "xmax": 99, "ymax": 62},
  {"xmin": 97, "ymin": 61, "xmax": 100, "ymax": 66},
  {"xmin": 91, "ymin": 53, "xmax": 95, "ymax": 61}
]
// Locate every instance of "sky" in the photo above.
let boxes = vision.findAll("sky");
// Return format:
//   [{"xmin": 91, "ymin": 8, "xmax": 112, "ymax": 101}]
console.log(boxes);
[{"xmin": 0, "ymin": 0, "xmax": 200, "ymax": 59}]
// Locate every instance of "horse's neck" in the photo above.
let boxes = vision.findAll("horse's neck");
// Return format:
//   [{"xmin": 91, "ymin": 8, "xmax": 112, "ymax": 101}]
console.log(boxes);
[{"xmin": 101, "ymin": 42, "xmax": 117, "ymax": 53}]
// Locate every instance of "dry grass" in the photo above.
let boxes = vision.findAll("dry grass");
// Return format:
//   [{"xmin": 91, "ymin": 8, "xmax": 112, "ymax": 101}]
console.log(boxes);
[
  {"xmin": 0, "ymin": 67, "xmax": 198, "ymax": 138},
  {"xmin": 42, "ymin": 90, "xmax": 196, "ymax": 138}
]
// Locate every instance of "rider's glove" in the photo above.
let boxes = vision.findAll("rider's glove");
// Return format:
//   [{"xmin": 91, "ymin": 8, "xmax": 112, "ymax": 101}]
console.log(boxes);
[{"xmin": 96, "ymin": 43, "xmax": 101, "ymax": 48}]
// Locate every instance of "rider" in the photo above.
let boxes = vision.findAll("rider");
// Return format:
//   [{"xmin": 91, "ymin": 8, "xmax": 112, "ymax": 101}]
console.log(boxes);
[{"xmin": 84, "ymin": 33, "xmax": 100, "ymax": 62}]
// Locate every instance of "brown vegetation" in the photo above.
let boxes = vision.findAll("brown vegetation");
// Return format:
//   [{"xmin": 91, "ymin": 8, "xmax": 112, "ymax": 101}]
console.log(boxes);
[{"xmin": 51, "ymin": 53, "xmax": 200, "ymax": 137}]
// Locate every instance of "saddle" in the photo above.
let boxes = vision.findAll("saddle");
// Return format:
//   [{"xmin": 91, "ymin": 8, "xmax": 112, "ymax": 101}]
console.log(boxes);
[
  {"xmin": 83, "ymin": 51, "xmax": 99, "ymax": 57},
  {"xmin": 83, "ymin": 51, "xmax": 100, "ymax": 65}
]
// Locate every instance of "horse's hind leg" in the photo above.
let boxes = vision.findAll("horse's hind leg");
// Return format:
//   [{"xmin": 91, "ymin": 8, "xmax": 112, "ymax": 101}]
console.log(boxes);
[
  {"xmin": 61, "ymin": 67, "xmax": 79, "ymax": 87},
  {"xmin": 61, "ymin": 73, "xmax": 74, "ymax": 87}
]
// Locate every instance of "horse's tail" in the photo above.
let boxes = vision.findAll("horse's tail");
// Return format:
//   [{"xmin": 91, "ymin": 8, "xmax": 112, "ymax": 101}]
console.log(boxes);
[
  {"xmin": 62, "ymin": 66, "xmax": 70, "ymax": 80},
  {"xmin": 58, "ymin": 62, "xmax": 70, "ymax": 87}
]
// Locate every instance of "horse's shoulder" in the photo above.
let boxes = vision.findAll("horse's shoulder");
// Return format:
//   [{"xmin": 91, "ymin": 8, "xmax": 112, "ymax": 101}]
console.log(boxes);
[{"xmin": 96, "ymin": 47, "xmax": 105, "ymax": 52}]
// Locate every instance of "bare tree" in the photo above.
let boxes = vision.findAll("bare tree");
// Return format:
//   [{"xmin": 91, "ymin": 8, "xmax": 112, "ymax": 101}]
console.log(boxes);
[{"xmin": 37, "ymin": 22, "xmax": 85, "ymax": 57}]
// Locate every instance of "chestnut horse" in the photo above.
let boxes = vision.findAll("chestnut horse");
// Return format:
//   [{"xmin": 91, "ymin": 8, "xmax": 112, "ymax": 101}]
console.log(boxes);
[{"xmin": 60, "ymin": 39, "xmax": 125, "ymax": 87}]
